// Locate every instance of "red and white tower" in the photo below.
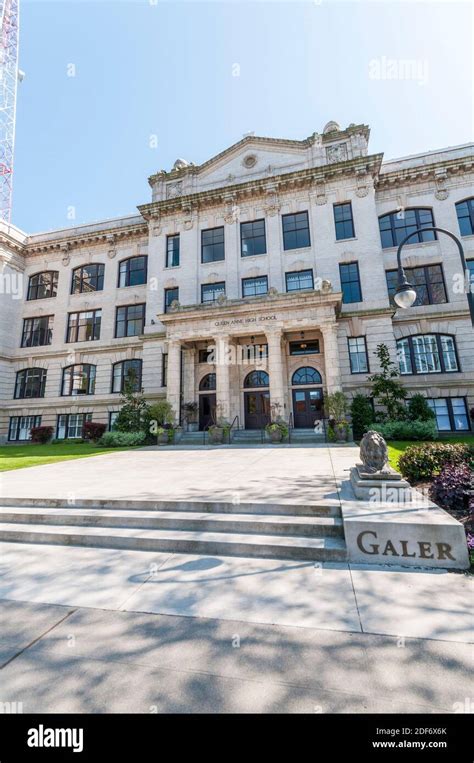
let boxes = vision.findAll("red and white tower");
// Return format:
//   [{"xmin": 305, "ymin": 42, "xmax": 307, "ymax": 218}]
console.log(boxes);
[{"xmin": 0, "ymin": 0, "xmax": 19, "ymax": 223}]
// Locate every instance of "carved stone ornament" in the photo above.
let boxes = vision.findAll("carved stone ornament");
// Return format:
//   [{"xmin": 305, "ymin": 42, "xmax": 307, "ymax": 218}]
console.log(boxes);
[
  {"xmin": 216, "ymin": 293, "xmax": 227, "ymax": 305},
  {"xmin": 321, "ymin": 279, "xmax": 332, "ymax": 293},
  {"xmin": 182, "ymin": 204, "xmax": 194, "ymax": 230},
  {"xmin": 359, "ymin": 430, "xmax": 389, "ymax": 474},
  {"xmin": 434, "ymin": 170, "xmax": 449, "ymax": 201},
  {"xmin": 242, "ymin": 154, "xmax": 257, "ymax": 169},
  {"xmin": 264, "ymin": 189, "xmax": 280, "ymax": 216},
  {"xmin": 169, "ymin": 299, "xmax": 180, "ymax": 312},
  {"xmin": 166, "ymin": 181, "xmax": 183, "ymax": 200},
  {"xmin": 311, "ymin": 178, "xmax": 327, "ymax": 206},
  {"xmin": 326, "ymin": 143, "xmax": 348, "ymax": 164},
  {"xmin": 355, "ymin": 168, "xmax": 370, "ymax": 198},
  {"xmin": 224, "ymin": 195, "xmax": 239, "ymax": 224}
]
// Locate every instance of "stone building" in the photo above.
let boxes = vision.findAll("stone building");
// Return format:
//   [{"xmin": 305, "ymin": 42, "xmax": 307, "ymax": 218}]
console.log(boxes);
[{"xmin": 0, "ymin": 121, "xmax": 473, "ymax": 442}]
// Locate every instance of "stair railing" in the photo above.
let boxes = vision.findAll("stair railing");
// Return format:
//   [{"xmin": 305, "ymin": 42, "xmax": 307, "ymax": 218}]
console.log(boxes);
[
  {"xmin": 288, "ymin": 412, "xmax": 294, "ymax": 444},
  {"xmin": 228, "ymin": 415, "xmax": 240, "ymax": 444}
]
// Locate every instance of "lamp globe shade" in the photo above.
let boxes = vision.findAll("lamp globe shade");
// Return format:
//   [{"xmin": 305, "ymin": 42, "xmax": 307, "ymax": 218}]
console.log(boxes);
[{"xmin": 394, "ymin": 286, "xmax": 417, "ymax": 309}]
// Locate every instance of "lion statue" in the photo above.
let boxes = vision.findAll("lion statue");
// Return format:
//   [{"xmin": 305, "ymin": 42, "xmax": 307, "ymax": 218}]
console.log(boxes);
[{"xmin": 359, "ymin": 430, "xmax": 389, "ymax": 473}]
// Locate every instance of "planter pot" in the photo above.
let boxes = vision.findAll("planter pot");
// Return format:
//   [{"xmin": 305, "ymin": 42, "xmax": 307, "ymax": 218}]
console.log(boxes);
[
  {"xmin": 268, "ymin": 429, "xmax": 283, "ymax": 443},
  {"xmin": 335, "ymin": 424, "xmax": 348, "ymax": 442},
  {"xmin": 187, "ymin": 422, "xmax": 199, "ymax": 432},
  {"xmin": 209, "ymin": 427, "xmax": 224, "ymax": 444},
  {"xmin": 157, "ymin": 432, "xmax": 170, "ymax": 445}
]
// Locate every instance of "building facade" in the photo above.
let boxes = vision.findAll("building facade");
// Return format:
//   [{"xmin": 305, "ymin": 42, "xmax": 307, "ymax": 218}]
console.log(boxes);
[{"xmin": 0, "ymin": 121, "xmax": 473, "ymax": 442}]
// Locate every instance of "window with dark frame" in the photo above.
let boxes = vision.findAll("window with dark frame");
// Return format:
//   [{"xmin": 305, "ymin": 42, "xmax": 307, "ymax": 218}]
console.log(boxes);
[
  {"xmin": 339, "ymin": 262, "xmax": 362, "ymax": 303},
  {"xmin": 201, "ymin": 227, "xmax": 225, "ymax": 263},
  {"xmin": 115, "ymin": 303, "xmax": 145, "ymax": 337},
  {"xmin": 397, "ymin": 334, "xmax": 459, "ymax": 375},
  {"xmin": 198, "ymin": 348, "xmax": 214, "ymax": 364},
  {"xmin": 71, "ymin": 263, "xmax": 105, "ymax": 294},
  {"xmin": 348, "ymin": 337, "xmax": 369, "ymax": 373},
  {"xmin": 56, "ymin": 412, "xmax": 93, "ymax": 440},
  {"xmin": 8, "ymin": 415, "xmax": 42, "ymax": 442},
  {"xmin": 385, "ymin": 265, "xmax": 447, "ymax": 307},
  {"xmin": 111, "ymin": 359, "xmax": 143, "ymax": 393},
  {"xmin": 66, "ymin": 309, "xmax": 102, "ymax": 343},
  {"xmin": 289, "ymin": 340, "xmax": 320, "ymax": 356},
  {"xmin": 166, "ymin": 234, "xmax": 180, "ymax": 268},
  {"xmin": 118, "ymin": 256, "xmax": 148, "ymax": 287},
  {"xmin": 282, "ymin": 211, "xmax": 311, "ymax": 250},
  {"xmin": 61, "ymin": 364, "xmax": 96, "ymax": 396},
  {"xmin": 285, "ymin": 269, "xmax": 314, "ymax": 292},
  {"xmin": 242, "ymin": 275, "xmax": 268, "ymax": 298},
  {"xmin": 467, "ymin": 260, "xmax": 474, "ymax": 289},
  {"xmin": 334, "ymin": 202, "xmax": 355, "ymax": 240},
  {"xmin": 201, "ymin": 282, "xmax": 226, "ymax": 303},
  {"xmin": 455, "ymin": 198, "xmax": 474, "ymax": 237},
  {"xmin": 109, "ymin": 411, "xmax": 119, "ymax": 431},
  {"xmin": 161, "ymin": 353, "xmax": 168, "ymax": 387},
  {"xmin": 427, "ymin": 398, "xmax": 470, "ymax": 432},
  {"xmin": 240, "ymin": 219, "xmax": 266, "ymax": 256},
  {"xmin": 164, "ymin": 288, "xmax": 179, "ymax": 313},
  {"xmin": 21, "ymin": 315, "xmax": 53, "ymax": 347},
  {"xmin": 14, "ymin": 368, "xmax": 47, "ymax": 399},
  {"xmin": 378, "ymin": 208, "xmax": 436, "ymax": 248},
  {"xmin": 27, "ymin": 271, "xmax": 59, "ymax": 301}
]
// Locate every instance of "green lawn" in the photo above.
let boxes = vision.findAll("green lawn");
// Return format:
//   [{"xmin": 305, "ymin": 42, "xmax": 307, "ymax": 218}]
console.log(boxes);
[
  {"xmin": 0, "ymin": 442, "xmax": 133, "ymax": 472},
  {"xmin": 388, "ymin": 435, "xmax": 474, "ymax": 471}
]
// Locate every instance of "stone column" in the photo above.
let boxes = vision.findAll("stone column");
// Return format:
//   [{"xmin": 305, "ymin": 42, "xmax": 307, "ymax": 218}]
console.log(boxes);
[
  {"xmin": 321, "ymin": 323, "xmax": 342, "ymax": 393},
  {"xmin": 214, "ymin": 335, "xmax": 231, "ymax": 421},
  {"xmin": 266, "ymin": 328, "xmax": 286, "ymax": 419},
  {"xmin": 166, "ymin": 338, "xmax": 182, "ymax": 423}
]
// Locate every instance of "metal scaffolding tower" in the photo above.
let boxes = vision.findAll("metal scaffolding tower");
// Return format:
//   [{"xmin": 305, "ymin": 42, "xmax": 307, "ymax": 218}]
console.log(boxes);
[{"xmin": 0, "ymin": 0, "xmax": 19, "ymax": 223}]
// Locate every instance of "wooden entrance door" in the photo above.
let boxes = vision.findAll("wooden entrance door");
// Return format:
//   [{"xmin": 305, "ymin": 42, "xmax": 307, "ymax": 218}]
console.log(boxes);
[
  {"xmin": 199, "ymin": 393, "xmax": 216, "ymax": 430},
  {"xmin": 292, "ymin": 388, "xmax": 323, "ymax": 428},
  {"xmin": 244, "ymin": 391, "xmax": 270, "ymax": 429}
]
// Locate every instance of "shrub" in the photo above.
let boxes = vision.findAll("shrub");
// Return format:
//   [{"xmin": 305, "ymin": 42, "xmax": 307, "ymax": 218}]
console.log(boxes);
[
  {"xmin": 148, "ymin": 400, "xmax": 175, "ymax": 426},
  {"xmin": 398, "ymin": 442, "xmax": 472, "ymax": 482},
  {"xmin": 408, "ymin": 394, "xmax": 435, "ymax": 422},
  {"xmin": 98, "ymin": 431, "xmax": 146, "ymax": 448},
  {"xmin": 430, "ymin": 463, "xmax": 473, "ymax": 512},
  {"xmin": 30, "ymin": 426, "xmax": 54, "ymax": 444},
  {"xmin": 372, "ymin": 418, "xmax": 438, "ymax": 442},
  {"xmin": 326, "ymin": 391, "xmax": 348, "ymax": 422},
  {"xmin": 350, "ymin": 394, "xmax": 374, "ymax": 440},
  {"xmin": 82, "ymin": 421, "xmax": 107, "ymax": 442}
]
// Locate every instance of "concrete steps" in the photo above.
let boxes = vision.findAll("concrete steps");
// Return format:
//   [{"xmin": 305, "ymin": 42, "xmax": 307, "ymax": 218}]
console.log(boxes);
[
  {"xmin": 0, "ymin": 499, "xmax": 346, "ymax": 562},
  {"xmin": 231, "ymin": 430, "xmax": 265, "ymax": 444}
]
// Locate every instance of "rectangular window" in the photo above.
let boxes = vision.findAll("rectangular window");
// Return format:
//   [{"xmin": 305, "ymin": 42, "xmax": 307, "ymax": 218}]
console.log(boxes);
[
  {"xmin": 71, "ymin": 264, "xmax": 104, "ymax": 294},
  {"xmin": 198, "ymin": 348, "xmax": 214, "ymax": 364},
  {"xmin": 386, "ymin": 265, "xmax": 447, "ymax": 307},
  {"xmin": 282, "ymin": 211, "xmax": 311, "ymax": 250},
  {"xmin": 21, "ymin": 316, "xmax": 53, "ymax": 348},
  {"xmin": 8, "ymin": 415, "xmax": 42, "ymax": 442},
  {"xmin": 427, "ymin": 398, "xmax": 470, "ymax": 432},
  {"xmin": 334, "ymin": 202, "xmax": 355, "ymax": 240},
  {"xmin": 242, "ymin": 275, "xmax": 268, "ymax": 298},
  {"xmin": 115, "ymin": 304, "xmax": 145, "ymax": 337},
  {"xmin": 164, "ymin": 288, "xmax": 179, "ymax": 313},
  {"xmin": 397, "ymin": 334, "xmax": 459, "ymax": 375},
  {"xmin": 56, "ymin": 413, "xmax": 92, "ymax": 440},
  {"xmin": 456, "ymin": 199, "xmax": 474, "ymax": 237},
  {"xmin": 339, "ymin": 262, "xmax": 362, "ymax": 303},
  {"xmin": 161, "ymin": 353, "xmax": 168, "ymax": 387},
  {"xmin": 397, "ymin": 338, "xmax": 412, "ymax": 375},
  {"xmin": 240, "ymin": 343, "xmax": 268, "ymax": 363},
  {"xmin": 348, "ymin": 337, "xmax": 369, "ymax": 373},
  {"xmin": 201, "ymin": 227, "xmax": 225, "ymax": 263},
  {"xmin": 166, "ymin": 234, "xmax": 180, "ymax": 267},
  {"xmin": 109, "ymin": 411, "xmax": 119, "ymax": 431},
  {"xmin": 201, "ymin": 282, "xmax": 226, "ymax": 304},
  {"xmin": 67, "ymin": 310, "xmax": 102, "ymax": 343},
  {"xmin": 289, "ymin": 340, "xmax": 320, "ymax": 355},
  {"xmin": 467, "ymin": 260, "xmax": 474, "ymax": 290},
  {"xmin": 285, "ymin": 269, "xmax": 314, "ymax": 292},
  {"xmin": 240, "ymin": 219, "xmax": 266, "ymax": 256}
]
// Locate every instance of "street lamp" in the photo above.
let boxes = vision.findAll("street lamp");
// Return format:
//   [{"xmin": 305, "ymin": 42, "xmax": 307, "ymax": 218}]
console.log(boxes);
[{"xmin": 394, "ymin": 226, "xmax": 474, "ymax": 327}]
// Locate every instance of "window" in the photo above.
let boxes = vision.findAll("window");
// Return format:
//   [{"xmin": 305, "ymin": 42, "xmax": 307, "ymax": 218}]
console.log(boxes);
[
  {"xmin": 8, "ymin": 415, "xmax": 41, "ymax": 442},
  {"xmin": 240, "ymin": 219, "xmax": 266, "ymax": 256},
  {"xmin": 66, "ymin": 310, "xmax": 102, "ymax": 343},
  {"xmin": 285, "ymin": 269, "xmax": 314, "ymax": 292},
  {"xmin": 396, "ymin": 334, "xmax": 459, "ymax": 375},
  {"xmin": 56, "ymin": 413, "xmax": 92, "ymax": 440},
  {"xmin": 348, "ymin": 337, "xmax": 369, "ymax": 374},
  {"xmin": 115, "ymin": 303, "xmax": 145, "ymax": 337},
  {"xmin": 339, "ymin": 262, "xmax": 362, "ymax": 303},
  {"xmin": 201, "ymin": 227, "xmax": 225, "ymax": 263},
  {"xmin": 198, "ymin": 348, "xmax": 214, "ymax": 363},
  {"xmin": 61, "ymin": 364, "xmax": 96, "ymax": 396},
  {"xmin": 282, "ymin": 211, "xmax": 310, "ymax": 250},
  {"xmin": 164, "ymin": 288, "xmax": 179, "ymax": 313},
  {"xmin": 71, "ymin": 263, "xmax": 104, "ymax": 294},
  {"xmin": 166, "ymin": 234, "xmax": 180, "ymax": 268},
  {"xmin": 456, "ymin": 198, "xmax": 474, "ymax": 237},
  {"xmin": 334, "ymin": 202, "xmax": 355, "ymax": 240},
  {"xmin": 289, "ymin": 339, "xmax": 320, "ymax": 355},
  {"xmin": 292, "ymin": 367, "xmax": 322, "ymax": 385},
  {"xmin": 14, "ymin": 368, "xmax": 47, "ymax": 399},
  {"xmin": 467, "ymin": 260, "xmax": 474, "ymax": 290},
  {"xmin": 21, "ymin": 316, "xmax": 53, "ymax": 347},
  {"xmin": 242, "ymin": 276, "xmax": 268, "ymax": 298},
  {"xmin": 386, "ymin": 265, "xmax": 447, "ymax": 307},
  {"xmin": 199, "ymin": 373, "xmax": 216, "ymax": 390},
  {"xmin": 201, "ymin": 282, "xmax": 225, "ymax": 304},
  {"xmin": 427, "ymin": 398, "xmax": 470, "ymax": 432},
  {"xmin": 161, "ymin": 353, "xmax": 168, "ymax": 387},
  {"xmin": 241, "ymin": 344, "xmax": 268, "ymax": 362},
  {"xmin": 109, "ymin": 411, "xmax": 120, "ymax": 431},
  {"xmin": 243, "ymin": 370, "xmax": 269, "ymax": 387},
  {"xmin": 27, "ymin": 271, "xmax": 58, "ymax": 300},
  {"xmin": 118, "ymin": 256, "xmax": 148, "ymax": 287},
  {"xmin": 378, "ymin": 208, "xmax": 436, "ymax": 249},
  {"xmin": 112, "ymin": 359, "xmax": 142, "ymax": 393}
]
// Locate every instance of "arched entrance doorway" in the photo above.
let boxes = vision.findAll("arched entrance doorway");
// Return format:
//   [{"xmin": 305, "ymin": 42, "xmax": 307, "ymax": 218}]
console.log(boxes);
[
  {"xmin": 291, "ymin": 367, "xmax": 323, "ymax": 428},
  {"xmin": 243, "ymin": 370, "xmax": 270, "ymax": 429},
  {"xmin": 198, "ymin": 373, "xmax": 216, "ymax": 430}
]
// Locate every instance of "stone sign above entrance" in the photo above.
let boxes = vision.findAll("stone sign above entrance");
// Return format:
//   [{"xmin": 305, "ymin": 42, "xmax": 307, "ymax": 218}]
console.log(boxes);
[{"xmin": 214, "ymin": 314, "xmax": 277, "ymax": 327}]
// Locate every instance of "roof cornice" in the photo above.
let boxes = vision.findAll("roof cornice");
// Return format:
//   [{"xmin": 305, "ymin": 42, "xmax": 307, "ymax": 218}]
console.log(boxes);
[
  {"xmin": 377, "ymin": 154, "xmax": 474, "ymax": 191},
  {"xmin": 23, "ymin": 220, "xmax": 148, "ymax": 256}
]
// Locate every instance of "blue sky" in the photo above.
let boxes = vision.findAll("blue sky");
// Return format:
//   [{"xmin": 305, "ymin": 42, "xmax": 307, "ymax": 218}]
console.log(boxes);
[{"xmin": 14, "ymin": 0, "xmax": 473, "ymax": 232}]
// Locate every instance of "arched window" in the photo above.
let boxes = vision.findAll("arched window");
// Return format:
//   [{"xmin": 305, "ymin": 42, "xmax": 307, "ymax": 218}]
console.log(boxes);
[
  {"xmin": 71, "ymin": 263, "xmax": 105, "ymax": 293},
  {"xmin": 61, "ymin": 364, "xmax": 96, "ymax": 396},
  {"xmin": 292, "ymin": 367, "xmax": 322, "ymax": 385},
  {"xmin": 118, "ymin": 256, "xmax": 148, "ymax": 287},
  {"xmin": 111, "ymin": 359, "xmax": 142, "ymax": 393},
  {"xmin": 199, "ymin": 373, "xmax": 216, "ymax": 391},
  {"xmin": 378, "ymin": 208, "xmax": 436, "ymax": 249},
  {"xmin": 396, "ymin": 334, "xmax": 459, "ymax": 375},
  {"xmin": 14, "ymin": 368, "xmax": 47, "ymax": 399},
  {"xmin": 244, "ymin": 370, "xmax": 269, "ymax": 388},
  {"xmin": 27, "ymin": 271, "xmax": 58, "ymax": 300},
  {"xmin": 455, "ymin": 198, "xmax": 474, "ymax": 237}
]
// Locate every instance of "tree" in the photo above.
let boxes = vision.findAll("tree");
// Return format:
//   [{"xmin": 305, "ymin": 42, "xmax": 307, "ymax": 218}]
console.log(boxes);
[
  {"xmin": 368, "ymin": 343, "xmax": 407, "ymax": 422},
  {"xmin": 408, "ymin": 394, "xmax": 436, "ymax": 422},
  {"xmin": 114, "ymin": 369, "xmax": 150, "ymax": 433},
  {"xmin": 350, "ymin": 394, "xmax": 375, "ymax": 440}
]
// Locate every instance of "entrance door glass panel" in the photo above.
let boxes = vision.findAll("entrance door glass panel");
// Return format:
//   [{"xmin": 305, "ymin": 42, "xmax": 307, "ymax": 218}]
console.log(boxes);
[{"xmin": 292, "ymin": 388, "xmax": 323, "ymax": 428}]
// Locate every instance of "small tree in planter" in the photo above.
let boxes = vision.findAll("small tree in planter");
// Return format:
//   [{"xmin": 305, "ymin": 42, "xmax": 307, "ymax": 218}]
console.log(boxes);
[
  {"xmin": 147, "ymin": 400, "xmax": 176, "ymax": 444},
  {"xmin": 183, "ymin": 401, "xmax": 199, "ymax": 432},
  {"xmin": 265, "ymin": 402, "xmax": 288, "ymax": 443},
  {"xmin": 208, "ymin": 403, "xmax": 230, "ymax": 444},
  {"xmin": 326, "ymin": 391, "xmax": 350, "ymax": 442}
]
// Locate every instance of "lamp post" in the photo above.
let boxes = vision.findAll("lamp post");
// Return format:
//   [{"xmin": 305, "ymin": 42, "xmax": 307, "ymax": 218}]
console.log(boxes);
[{"xmin": 394, "ymin": 226, "xmax": 474, "ymax": 327}]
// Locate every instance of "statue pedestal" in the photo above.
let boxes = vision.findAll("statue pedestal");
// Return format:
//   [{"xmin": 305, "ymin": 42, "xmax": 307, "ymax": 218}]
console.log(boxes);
[{"xmin": 350, "ymin": 464, "xmax": 412, "ymax": 502}]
